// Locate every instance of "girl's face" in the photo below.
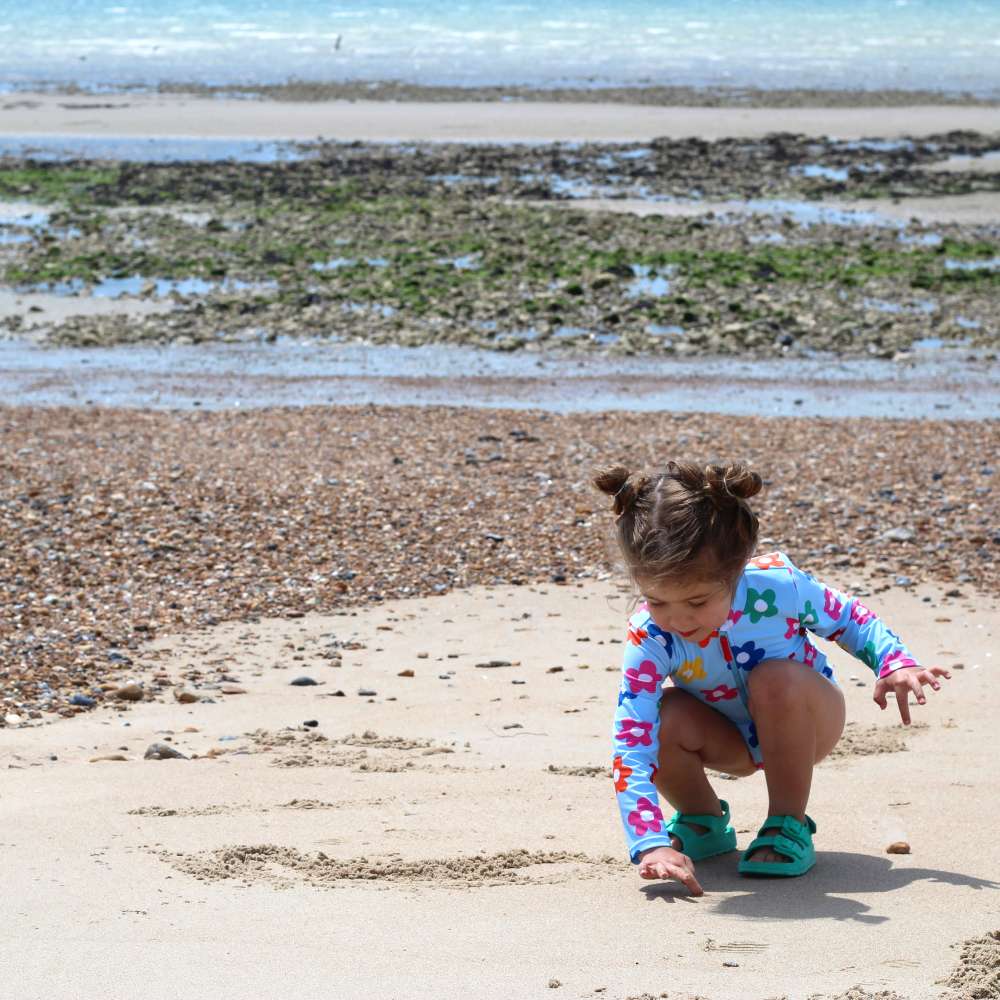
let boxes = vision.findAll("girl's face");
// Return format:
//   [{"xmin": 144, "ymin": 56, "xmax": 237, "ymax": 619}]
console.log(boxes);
[{"xmin": 637, "ymin": 573, "xmax": 735, "ymax": 642}]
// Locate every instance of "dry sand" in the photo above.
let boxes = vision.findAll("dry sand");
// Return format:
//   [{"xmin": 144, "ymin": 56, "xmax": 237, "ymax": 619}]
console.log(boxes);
[
  {"xmin": 4, "ymin": 94, "xmax": 1000, "ymax": 142},
  {"xmin": 1, "ymin": 579, "xmax": 998, "ymax": 1000}
]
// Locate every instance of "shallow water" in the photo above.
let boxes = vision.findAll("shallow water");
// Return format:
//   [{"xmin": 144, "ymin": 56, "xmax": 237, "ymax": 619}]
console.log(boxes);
[{"xmin": 1, "ymin": 336, "xmax": 996, "ymax": 419}]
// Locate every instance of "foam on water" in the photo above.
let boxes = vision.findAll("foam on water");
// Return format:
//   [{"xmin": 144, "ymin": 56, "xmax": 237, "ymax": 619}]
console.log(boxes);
[{"xmin": 2, "ymin": 0, "xmax": 998, "ymax": 94}]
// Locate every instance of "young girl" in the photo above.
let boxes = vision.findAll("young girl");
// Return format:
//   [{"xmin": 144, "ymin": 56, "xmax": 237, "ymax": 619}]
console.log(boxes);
[{"xmin": 596, "ymin": 460, "xmax": 950, "ymax": 895}]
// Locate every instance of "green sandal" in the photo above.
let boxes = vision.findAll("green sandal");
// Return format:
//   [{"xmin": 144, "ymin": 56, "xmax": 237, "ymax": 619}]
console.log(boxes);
[
  {"xmin": 738, "ymin": 814, "xmax": 817, "ymax": 877},
  {"xmin": 664, "ymin": 799, "xmax": 737, "ymax": 861}
]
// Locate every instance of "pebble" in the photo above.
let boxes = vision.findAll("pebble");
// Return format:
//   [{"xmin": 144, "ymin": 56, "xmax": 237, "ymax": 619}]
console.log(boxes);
[
  {"xmin": 3, "ymin": 713, "xmax": 21, "ymax": 725},
  {"xmin": 303, "ymin": 719, "xmax": 319, "ymax": 727},
  {"xmin": 358, "ymin": 688, "xmax": 377, "ymax": 696},
  {"xmin": 69, "ymin": 694, "xmax": 96, "ymax": 707},
  {"xmin": 113, "ymin": 683, "xmax": 144, "ymax": 701},
  {"xmin": 144, "ymin": 742, "xmax": 188, "ymax": 760},
  {"xmin": 886, "ymin": 841, "xmax": 911, "ymax": 854},
  {"xmin": 476, "ymin": 660, "xmax": 512, "ymax": 668},
  {"xmin": 174, "ymin": 688, "xmax": 200, "ymax": 703},
  {"xmin": 2, "ymin": 407, "xmax": 997, "ymax": 725},
  {"xmin": 290, "ymin": 676, "xmax": 318, "ymax": 686},
  {"xmin": 882, "ymin": 527, "xmax": 915, "ymax": 543},
  {"xmin": 397, "ymin": 669, "xmax": 415, "ymax": 677},
  {"xmin": 220, "ymin": 684, "xmax": 246, "ymax": 694}
]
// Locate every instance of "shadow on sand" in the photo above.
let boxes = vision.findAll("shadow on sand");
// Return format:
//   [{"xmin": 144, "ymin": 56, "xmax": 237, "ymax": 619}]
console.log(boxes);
[{"xmin": 640, "ymin": 851, "xmax": 999, "ymax": 923}]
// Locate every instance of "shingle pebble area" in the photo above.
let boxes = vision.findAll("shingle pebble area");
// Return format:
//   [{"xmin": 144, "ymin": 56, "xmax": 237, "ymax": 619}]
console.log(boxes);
[{"xmin": 1, "ymin": 404, "xmax": 996, "ymax": 725}]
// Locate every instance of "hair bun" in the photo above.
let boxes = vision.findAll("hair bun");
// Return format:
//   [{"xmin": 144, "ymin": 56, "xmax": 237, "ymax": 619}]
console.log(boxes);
[
  {"xmin": 702, "ymin": 463, "xmax": 762, "ymax": 508},
  {"xmin": 593, "ymin": 465, "xmax": 642, "ymax": 517}
]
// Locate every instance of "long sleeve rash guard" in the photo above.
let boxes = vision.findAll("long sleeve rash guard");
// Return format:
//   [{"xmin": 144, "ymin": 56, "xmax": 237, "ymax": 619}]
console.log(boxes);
[{"xmin": 610, "ymin": 550, "xmax": 919, "ymax": 864}]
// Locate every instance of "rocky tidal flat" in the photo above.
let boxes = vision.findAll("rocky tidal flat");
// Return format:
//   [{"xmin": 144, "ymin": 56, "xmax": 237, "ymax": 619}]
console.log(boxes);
[{"xmin": 1, "ymin": 131, "xmax": 998, "ymax": 357}]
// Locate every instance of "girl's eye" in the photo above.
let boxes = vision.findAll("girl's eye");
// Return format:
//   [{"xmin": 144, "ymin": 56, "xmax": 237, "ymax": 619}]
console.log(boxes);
[{"xmin": 688, "ymin": 602, "xmax": 706, "ymax": 609}]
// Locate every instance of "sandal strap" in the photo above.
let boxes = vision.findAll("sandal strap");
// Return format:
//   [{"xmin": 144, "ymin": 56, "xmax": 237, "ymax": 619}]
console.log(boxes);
[
  {"xmin": 667, "ymin": 799, "xmax": 731, "ymax": 831},
  {"xmin": 744, "ymin": 814, "xmax": 816, "ymax": 862},
  {"xmin": 744, "ymin": 831, "xmax": 810, "ymax": 862},
  {"xmin": 759, "ymin": 814, "xmax": 817, "ymax": 838}
]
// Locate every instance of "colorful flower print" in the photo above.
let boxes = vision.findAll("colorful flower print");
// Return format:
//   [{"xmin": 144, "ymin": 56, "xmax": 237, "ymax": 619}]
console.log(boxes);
[
  {"xmin": 625, "ymin": 659, "xmax": 663, "ymax": 695},
  {"xmin": 617, "ymin": 687, "xmax": 638, "ymax": 707},
  {"xmin": 747, "ymin": 721, "xmax": 759, "ymax": 748},
  {"xmin": 627, "ymin": 625, "xmax": 648, "ymax": 646},
  {"xmin": 645, "ymin": 622, "xmax": 675, "ymax": 656},
  {"xmin": 702, "ymin": 683, "xmax": 739, "ymax": 703},
  {"xmin": 650, "ymin": 763, "xmax": 658, "ymax": 784},
  {"xmin": 803, "ymin": 641, "xmax": 818, "ymax": 668},
  {"xmin": 821, "ymin": 664, "xmax": 833, "ymax": 679},
  {"xmin": 744, "ymin": 587, "xmax": 778, "ymax": 624},
  {"xmin": 827, "ymin": 627, "xmax": 846, "ymax": 644},
  {"xmin": 731, "ymin": 640, "xmax": 766, "ymax": 671},
  {"xmin": 617, "ymin": 719, "xmax": 653, "ymax": 748},
  {"xmin": 750, "ymin": 552, "xmax": 785, "ymax": 570},
  {"xmin": 859, "ymin": 641, "xmax": 879, "ymax": 674},
  {"xmin": 628, "ymin": 796, "xmax": 664, "ymax": 837},
  {"xmin": 613, "ymin": 755, "xmax": 632, "ymax": 793},
  {"xmin": 823, "ymin": 588, "xmax": 844, "ymax": 620},
  {"xmin": 676, "ymin": 656, "xmax": 706, "ymax": 683},
  {"xmin": 784, "ymin": 616, "xmax": 803, "ymax": 640},
  {"xmin": 798, "ymin": 600, "xmax": 819, "ymax": 629},
  {"xmin": 696, "ymin": 628, "xmax": 720, "ymax": 649},
  {"xmin": 850, "ymin": 600, "xmax": 874, "ymax": 626},
  {"xmin": 727, "ymin": 608, "xmax": 744, "ymax": 627},
  {"xmin": 878, "ymin": 649, "xmax": 919, "ymax": 678}
]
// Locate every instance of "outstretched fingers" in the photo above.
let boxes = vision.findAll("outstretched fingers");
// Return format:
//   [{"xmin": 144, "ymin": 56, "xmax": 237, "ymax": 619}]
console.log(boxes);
[{"xmin": 638, "ymin": 855, "xmax": 704, "ymax": 896}]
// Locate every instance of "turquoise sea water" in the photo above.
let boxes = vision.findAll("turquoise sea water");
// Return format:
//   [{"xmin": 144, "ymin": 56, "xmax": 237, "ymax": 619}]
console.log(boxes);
[{"xmin": 0, "ymin": 0, "xmax": 998, "ymax": 94}]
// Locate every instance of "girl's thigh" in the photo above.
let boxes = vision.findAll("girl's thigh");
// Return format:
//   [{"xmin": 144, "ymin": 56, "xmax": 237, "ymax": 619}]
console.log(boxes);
[{"xmin": 658, "ymin": 687, "xmax": 757, "ymax": 777}]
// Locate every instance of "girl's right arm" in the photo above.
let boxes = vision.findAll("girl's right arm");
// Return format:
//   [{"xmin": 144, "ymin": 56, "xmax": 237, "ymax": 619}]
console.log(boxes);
[{"xmin": 611, "ymin": 616, "xmax": 676, "ymax": 864}]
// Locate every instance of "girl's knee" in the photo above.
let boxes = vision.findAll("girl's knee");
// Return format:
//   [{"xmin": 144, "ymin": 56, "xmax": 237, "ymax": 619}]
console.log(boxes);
[
  {"xmin": 746, "ymin": 659, "xmax": 801, "ymax": 711},
  {"xmin": 657, "ymin": 687, "xmax": 704, "ymax": 746}
]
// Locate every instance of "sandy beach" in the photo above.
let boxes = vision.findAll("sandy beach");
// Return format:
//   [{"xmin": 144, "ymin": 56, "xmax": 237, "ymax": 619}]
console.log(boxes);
[
  {"xmin": 2, "ymin": 76, "xmax": 999, "ymax": 1000},
  {"xmin": 3, "ymin": 93, "xmax": 1000, "ymax": 142},
  {"xmin": 2, "ymin": 577, "xmax": 998, "ymax": 1000}
]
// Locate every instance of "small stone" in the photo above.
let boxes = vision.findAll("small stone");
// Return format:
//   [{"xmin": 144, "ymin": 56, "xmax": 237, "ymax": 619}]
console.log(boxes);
[
  {"xmin": 548, "ymin": 980, "xmax": 561, "ymax": 989},
  {"xmin": 886, "ymin": 841, "xmax": 911, "ymax": 854},
  {"xmin": 290, "ymin": 676, "xmax": 318, "ymax": 686},
  {"xmin": 113, "ymin": 683, "xmax": 144, "ymax": 701},
  {"xmin": 89, "ymin": 754, "xmax": 128, "ymax": 763},
  {"xmin": 303, "ymin": 719, "xmax": 319, "ymax": 728},
  {"xmin": 945, "ymin": 589, "xmax": 963, "ymax": 598},
  {"xmin": 882, "ymin": 527, "xmax": 915, "ymax": 543},
  {"xmin": 144, "ymin": 742, "xmax": 188, "ymax": 760},
  {"xmin": 723, "ymin": 961, "xmax": 739, "ymax": 968},
  {"xmin": 397, "ymin": 669, "xmax": 414, "ymax": 677},
  {"xmin": 183, "ymin": 726, "xmax": 199, "ymax": 733},
  {"xmin": 416, "ymin": 652, "xmax": 429, "ymax": 659},
  {"xmin": 475, "ymin": 659, "xmax": 512, "ymax": 668},
  {"xmin": 358, "ymin": 688, "xmax": 377, "ymax": 696},
  {"xmin": 895, "ymin": 576, "xmax": 913, "ymax": 587},
  {"xmin": 4, "ymin": 713, "xmax": 22, "ymax": 726},
  {"xmin": 69, "ymin": 694, "xmax": 97, "ymax": 707},
  {"xmin": 547, "ymin": 666, "xmax": 564, "ymax": 674},
  {"xmin": 220, "ymin": 684, "xmax": 246, "ymax": 695},
  {"xmin": 174, "ymin": 688, "xmax": 200, "ymax": 703},
  {"xmin": 502, "ymin": 723, "xmax": 523, "ymax": 730}
]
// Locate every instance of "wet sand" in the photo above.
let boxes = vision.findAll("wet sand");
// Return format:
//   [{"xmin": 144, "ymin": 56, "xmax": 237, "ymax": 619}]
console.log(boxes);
[
  {"xmin": 4, "ymin": 93, "xmax": 1000, "ymax": 142},
  {"xmin": 1, "ymin": 338, "xmax": 997, "ymax": 419}
]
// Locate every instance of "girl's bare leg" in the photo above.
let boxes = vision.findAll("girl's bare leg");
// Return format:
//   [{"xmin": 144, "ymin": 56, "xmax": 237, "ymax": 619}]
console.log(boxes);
[
  {"xmin": 745, "ymin": 659, "xmax": 847, "ymax": 864},
  {"xmin": 653, "ymin": 687, "xmax": 757, "ymax": 848}
]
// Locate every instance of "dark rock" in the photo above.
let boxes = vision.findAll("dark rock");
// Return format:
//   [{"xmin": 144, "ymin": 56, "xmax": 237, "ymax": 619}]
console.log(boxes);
[{"xmin": 290, "ymin": 676, "xmax": 318, "ymax": 686}]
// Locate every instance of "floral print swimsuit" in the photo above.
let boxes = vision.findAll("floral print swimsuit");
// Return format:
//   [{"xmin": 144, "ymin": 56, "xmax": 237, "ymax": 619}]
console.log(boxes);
[{"xmin": 611, "ymin": 550, "xmax": 919, "ymax": 864}]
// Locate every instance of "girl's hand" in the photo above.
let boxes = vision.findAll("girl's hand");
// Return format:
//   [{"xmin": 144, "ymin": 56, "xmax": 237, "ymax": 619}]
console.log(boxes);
[
  {"xmin": 873, "ymin": 665, "xmax": 952, "ymax": 724},
  {"xmin": 637, "ymin": 845, "xmax": 704, "ymax": 895}
]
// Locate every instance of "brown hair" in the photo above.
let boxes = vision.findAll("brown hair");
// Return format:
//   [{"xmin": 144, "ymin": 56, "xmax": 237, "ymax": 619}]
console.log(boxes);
[{"xmin": 593, "ymin": 460, "xmax": 763, "ymax": 586}]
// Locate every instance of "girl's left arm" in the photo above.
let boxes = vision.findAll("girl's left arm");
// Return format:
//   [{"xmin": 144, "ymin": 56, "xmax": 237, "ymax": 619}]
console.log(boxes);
[{"xmin": 786, "ymin": 557, "xmax": 951, "ymax": 724}]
